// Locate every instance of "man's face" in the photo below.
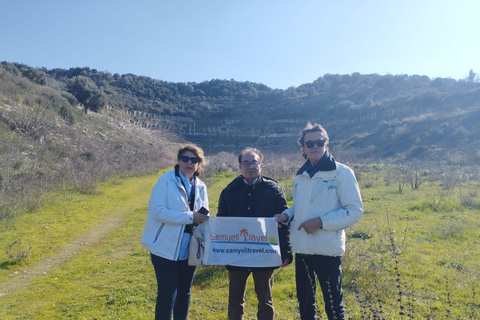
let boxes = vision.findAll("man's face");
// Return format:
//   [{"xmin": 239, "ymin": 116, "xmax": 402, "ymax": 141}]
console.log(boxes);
[
  {"xmin": 302, "ymin": 131, "xmax": 327, "ymax": 165},
  {"xmin": 239, "ymin": 152, "xmax": 263, "ymax": 184}
]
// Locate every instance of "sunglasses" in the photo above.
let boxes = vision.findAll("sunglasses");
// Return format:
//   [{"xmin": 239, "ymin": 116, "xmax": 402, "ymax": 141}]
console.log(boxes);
[
  {"xmin": 180, "ymin": 156, "xmax": 200, "ymax": 164},
  {"xmin": 305, "ymin": 139, "xmax": 326, "ymax": 148}
]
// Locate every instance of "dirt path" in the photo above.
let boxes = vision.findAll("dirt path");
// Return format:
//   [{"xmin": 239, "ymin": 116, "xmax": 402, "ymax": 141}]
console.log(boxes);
[{"xmin": 0, "ymin": 211, "xmax": 126, "ymax": 297}]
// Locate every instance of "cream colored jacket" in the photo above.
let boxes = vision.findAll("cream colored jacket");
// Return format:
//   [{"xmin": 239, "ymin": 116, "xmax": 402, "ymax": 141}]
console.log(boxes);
[{"xmin": 283, "ymin": 162, "xmax": 363, "ymax": 257}]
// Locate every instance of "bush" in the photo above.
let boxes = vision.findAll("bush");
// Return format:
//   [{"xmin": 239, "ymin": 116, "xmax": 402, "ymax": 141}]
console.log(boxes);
[
  {"xmin": 6, "ymin": 238, "xmax": 32, "ymax": 265},
  {"xmin": 59, "ymin": 105, "xmax": 76, "ymax": 124}
]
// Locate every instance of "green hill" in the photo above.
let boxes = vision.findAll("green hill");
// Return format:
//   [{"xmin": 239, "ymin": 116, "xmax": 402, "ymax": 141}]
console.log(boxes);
[
  {"xmin": 2, "ymin": 61, "xmax": 480, "ymax": 221},
  {"xmin": 2, "ymin": 61, "xmax": 480, "ymax": 161}
]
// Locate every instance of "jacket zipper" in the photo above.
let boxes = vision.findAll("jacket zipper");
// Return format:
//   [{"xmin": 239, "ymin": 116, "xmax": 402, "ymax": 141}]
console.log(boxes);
[
  {"xmin": 173, "ymin": 180, "xmax": 188, "ymax": 259},
  {"xmin": 154, "ymin": 223, "xmax": 165, "ymax": 243},
  {"xmin": 173, "ymin": 227, "xmax": 183, "ymax": 259}
]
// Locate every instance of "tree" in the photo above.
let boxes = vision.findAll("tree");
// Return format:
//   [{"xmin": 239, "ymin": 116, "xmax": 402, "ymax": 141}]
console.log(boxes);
[
  {"xmin": 66, "ymin": 76, "xmax": 106, "ymax": 112},
  {"xmin": 467, "ymin": 69, "xmax": 477, "ymax": 83}
]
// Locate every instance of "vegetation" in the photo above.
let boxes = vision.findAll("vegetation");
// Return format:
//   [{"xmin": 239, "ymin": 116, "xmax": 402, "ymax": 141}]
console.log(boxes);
[
  {"xmin": 0, "ymin": 63, "xmax": 180, "ymax": 222},
  {"xmin": 2, "ymin": 61, "xmax": 480, "ymax": 160},
  {"xmin": 0, "ymin": 158, "xmax": 479, "ymax": 319},
  {"xmin": 66, "ymin": 75, "xmax": 106, "ymax": 113},
  {"xmin": 1, "ymin": 60, "xmax": 479, "ymax": 318}
]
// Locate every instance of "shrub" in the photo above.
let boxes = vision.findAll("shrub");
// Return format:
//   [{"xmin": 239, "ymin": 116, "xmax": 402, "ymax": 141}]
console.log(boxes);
[
  {"xmin": 6, "ymin": 238, "xmax": 32, "ymax": 265},
  {"xmin": 59, "ymin": 105, "xmax": 76, "ymax": 124}
]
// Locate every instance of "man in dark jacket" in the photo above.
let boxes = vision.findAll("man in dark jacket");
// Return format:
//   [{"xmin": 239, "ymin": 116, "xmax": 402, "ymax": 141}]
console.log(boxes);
[{"xmin": 217, "ymin": 147, "xmax": 292, "ymax": 320}]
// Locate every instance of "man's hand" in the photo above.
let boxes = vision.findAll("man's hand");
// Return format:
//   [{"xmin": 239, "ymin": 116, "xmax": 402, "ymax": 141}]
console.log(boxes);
[
  {"xmin": 275, "ymin": 213, "xmax": 289, "ymax": 223},
  {"xmin": 298, "ymin": 217, "xmax": 323, "ymax": 234}
]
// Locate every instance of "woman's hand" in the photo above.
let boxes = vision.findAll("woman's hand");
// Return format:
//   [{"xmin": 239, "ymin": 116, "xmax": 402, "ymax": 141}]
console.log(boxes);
[
  {"xmin": 298, "ymin": 217, "xmax": 323, "ymax": 234},
  {"xmin": 193, "ymin": 211, "xmax": 209, "ymax": 225}
]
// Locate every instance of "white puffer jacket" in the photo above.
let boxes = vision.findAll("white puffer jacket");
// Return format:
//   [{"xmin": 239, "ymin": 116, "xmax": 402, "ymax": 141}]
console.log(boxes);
[
  {"xmin": 141, "ymin": 168, "xmax": 209, "ymax": 261},
  {"xmin": 283, "ymin": 162, "xmax": 362, "ymax": 257}
]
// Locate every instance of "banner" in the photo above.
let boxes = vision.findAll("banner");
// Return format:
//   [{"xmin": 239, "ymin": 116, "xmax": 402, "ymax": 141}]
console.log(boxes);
[{"xmin": 203, "ymin": 217, "xmax": 282, "ymax": 267}]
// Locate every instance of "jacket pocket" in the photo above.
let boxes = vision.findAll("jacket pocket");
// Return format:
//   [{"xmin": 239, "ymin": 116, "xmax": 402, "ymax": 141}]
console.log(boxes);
[
  {"xmin": 309, "ymin": 178, "xmax": 335, "ymax": 201},
  {"xmin": 154, "ymin": 223, "xmax": 165, "ymax": 243}
]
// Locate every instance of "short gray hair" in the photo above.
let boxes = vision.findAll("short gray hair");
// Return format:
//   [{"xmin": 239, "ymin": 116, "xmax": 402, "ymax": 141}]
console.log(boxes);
[{"xmin": 298, "ymin": 122, "xmax": 329, "ymax": 146}]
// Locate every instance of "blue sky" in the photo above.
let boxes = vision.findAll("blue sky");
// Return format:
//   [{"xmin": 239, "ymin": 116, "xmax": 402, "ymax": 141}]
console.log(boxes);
[{"xmin": 1, "ymin": 0, "xmax": 479, "ymax": 89}]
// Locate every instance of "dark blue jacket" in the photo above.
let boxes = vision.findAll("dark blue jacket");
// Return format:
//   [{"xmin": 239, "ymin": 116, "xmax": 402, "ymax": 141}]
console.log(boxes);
[{"xmin": 217, "ymin": 175, "xmax": 292, "ymax": 271}]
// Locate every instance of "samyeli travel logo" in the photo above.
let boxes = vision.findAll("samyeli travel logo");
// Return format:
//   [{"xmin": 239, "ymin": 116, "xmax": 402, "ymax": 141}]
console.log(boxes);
[{"xmin": 211, "ymin": 228, "xmax": 278, "ymax": 245}]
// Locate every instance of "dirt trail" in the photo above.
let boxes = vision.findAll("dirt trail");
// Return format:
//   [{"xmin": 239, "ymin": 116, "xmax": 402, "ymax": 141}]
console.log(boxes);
[{"xmin": 0, "ymin": 211, "xmax": 126, "ymax": 297}]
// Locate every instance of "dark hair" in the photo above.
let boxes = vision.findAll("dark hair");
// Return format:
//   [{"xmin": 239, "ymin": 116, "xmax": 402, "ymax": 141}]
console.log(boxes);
[
  {"xmin": 298, "ymin": 122, "xmax": 329, "ymax": 146},
  {"xmin": 177, "ymin": 144, "xmax": 205, "ymax": 176},
  {"xmin": 238, "ymin": 147, "xmax": 264, "ymax": 164}
]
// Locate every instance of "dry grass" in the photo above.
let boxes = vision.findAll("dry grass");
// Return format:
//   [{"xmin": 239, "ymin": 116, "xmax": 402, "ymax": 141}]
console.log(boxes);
[{"xmin": 0, "ymin": 67, "xmax": 178, "ymax": 221}]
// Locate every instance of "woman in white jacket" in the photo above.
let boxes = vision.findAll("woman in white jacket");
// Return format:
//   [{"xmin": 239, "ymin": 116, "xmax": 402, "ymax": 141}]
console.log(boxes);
[
  {"xmin": 276, "ymin": 123, "xmax": 363, "ymax": 320},
  {"xmin": 141, "ymin": 144, "xmax": 209, "ymax": 320}
]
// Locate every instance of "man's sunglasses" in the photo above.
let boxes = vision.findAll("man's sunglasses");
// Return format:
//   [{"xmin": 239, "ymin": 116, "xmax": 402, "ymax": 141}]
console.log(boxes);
[
  {"xmin": 305, "ymin": 140, "xmax": 326, "ymax": 148},
  {"xmin": 180, "ymin": 156, "xmax": 200, "ymax": 164}
]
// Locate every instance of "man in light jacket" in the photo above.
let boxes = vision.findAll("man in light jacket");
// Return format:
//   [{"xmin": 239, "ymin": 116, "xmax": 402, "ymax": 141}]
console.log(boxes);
[{"xmin": 276, "ymin": 123, "xmax": 363, "ymax": 320}]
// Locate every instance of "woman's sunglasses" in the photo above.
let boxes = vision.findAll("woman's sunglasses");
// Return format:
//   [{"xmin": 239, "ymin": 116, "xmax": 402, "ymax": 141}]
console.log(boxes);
[
  {"xmin": 180, "ymin": 156, "xmax": 200, "ymax": 164},
  {"xmin": 305, "ymin": 140, "xmax": 326, "ymax": 148}
]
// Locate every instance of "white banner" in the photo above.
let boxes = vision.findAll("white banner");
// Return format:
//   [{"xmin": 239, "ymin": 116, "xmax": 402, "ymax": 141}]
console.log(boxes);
[{"xmin": 203, "ymin": 217, "xmax": 282, "ymax": 267}]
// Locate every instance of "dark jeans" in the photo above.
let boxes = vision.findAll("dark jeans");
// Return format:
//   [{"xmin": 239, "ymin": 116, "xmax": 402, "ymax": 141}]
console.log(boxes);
[
  {"xmin": 228, "ymin": 269, "xmax": 275, "ymax": 320},
  {"xmin": 295, "ymin": 254, "xmax": 344, "ymax": 320},
  {"xmin": 150, "ymin": 253, "xmax": 196, "ymax": 320}
]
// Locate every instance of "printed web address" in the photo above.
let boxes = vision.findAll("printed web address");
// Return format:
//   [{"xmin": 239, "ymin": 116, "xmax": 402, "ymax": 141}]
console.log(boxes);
[{"xmin": 212, "ymin": 247, "xmax": 277, "ymax": 254}]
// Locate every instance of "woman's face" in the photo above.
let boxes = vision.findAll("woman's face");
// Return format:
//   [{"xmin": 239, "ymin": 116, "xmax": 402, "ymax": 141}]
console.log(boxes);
[
  {"xmin": 302, "ymin": 131, "xmax": 327, "ymax": 166},
  {"xmin": 178, "ymin": 150, "xmax": 199, "ymax": 179}
]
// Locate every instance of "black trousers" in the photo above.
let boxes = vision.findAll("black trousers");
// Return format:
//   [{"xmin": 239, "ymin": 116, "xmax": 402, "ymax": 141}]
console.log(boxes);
[
  {"xmin": 150, "ymin": 253, "xmax": 196, "ymax": 320},
  {"xmin": 295, "ymin": 253, "xmax": 344, "ymax": 320}
]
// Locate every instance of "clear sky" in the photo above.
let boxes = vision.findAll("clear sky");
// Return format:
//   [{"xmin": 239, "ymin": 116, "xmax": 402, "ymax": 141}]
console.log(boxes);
[{"xmin": 1, "ymin": 0, "xmax": 479, "ymax": 89}]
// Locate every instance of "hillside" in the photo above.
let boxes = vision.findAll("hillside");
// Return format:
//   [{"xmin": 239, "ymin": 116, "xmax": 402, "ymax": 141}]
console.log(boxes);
[
  {"xmin": 3, "ymin": 61, "xmax": 480, "ymax": 163},
  {"xmin": 0, "ymin": 63, "xmax": 181, "ymax": 218},
  {"xmin": 2, "ymin": 61, "xmax": 480, "ymax": 218}
]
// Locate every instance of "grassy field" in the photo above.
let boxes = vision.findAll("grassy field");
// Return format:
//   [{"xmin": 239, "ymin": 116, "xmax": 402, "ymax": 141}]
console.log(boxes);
[{"xmin": 0, "ymin": 165, "xmax": 479, "ymax": 319}]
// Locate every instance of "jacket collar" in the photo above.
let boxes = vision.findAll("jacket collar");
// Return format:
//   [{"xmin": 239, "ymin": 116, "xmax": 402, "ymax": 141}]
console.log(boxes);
[
  {"xmin": 229, "ymin": 175, "xmax": 263, "ymax": 189},
  {"xmin": 297, "ymin": 151, "xmax": 337, "ymax": 178}
]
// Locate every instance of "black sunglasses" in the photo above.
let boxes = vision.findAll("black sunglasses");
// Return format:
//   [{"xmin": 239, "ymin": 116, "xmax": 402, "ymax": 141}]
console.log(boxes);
[
  {"xmin": 180, "ymin": 156, "xmax": 200, "ymax": 164},
  {"xmin": 305, "ymin": 139, "xmax": 326, "ymax": 148}
]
